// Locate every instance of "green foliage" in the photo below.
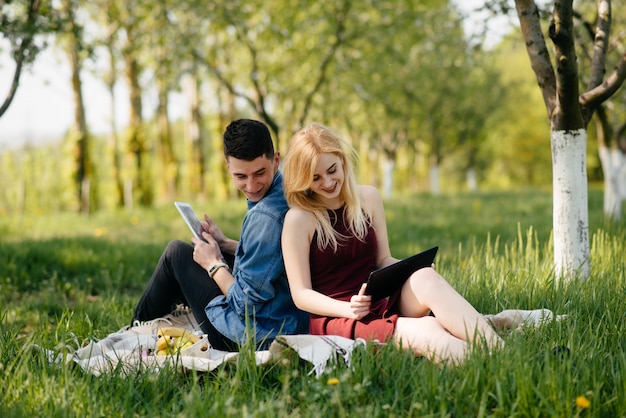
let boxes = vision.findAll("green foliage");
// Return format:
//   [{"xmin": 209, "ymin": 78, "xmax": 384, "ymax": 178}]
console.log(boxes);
[
  {"xmin": 3, "ymin": 0, "xmax": 625, "ymax": 211},
  {"xmin": 0, "ymin": 144, "xmax": 75, "ymax": 214},
  {"xmin": 0, "ymin": 0, "xmax": 61, "ymax": 62},
  {"xmin": 1, "ymin": 0, "xmax": 519, "ymax": 211},
  {"xmin": 1, "ymin": 189, "xmax": 625, "ymax": 416},
  {"xmin": 481, "ymin": 32, "xmax": 554, "ymax": 188}
]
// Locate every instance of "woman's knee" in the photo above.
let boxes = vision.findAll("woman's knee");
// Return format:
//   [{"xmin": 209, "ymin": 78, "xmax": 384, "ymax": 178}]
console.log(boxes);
[
  {"xmin": 394, "ymin": 316, "xmax": 453, "ymax": 352},
  {"xmin": 396, "ymin": 316, "xmax": 441, "ymax": 339},
  {"xmin": 408, "ymin": 267, "xmax": 448, "ymax": 295}
]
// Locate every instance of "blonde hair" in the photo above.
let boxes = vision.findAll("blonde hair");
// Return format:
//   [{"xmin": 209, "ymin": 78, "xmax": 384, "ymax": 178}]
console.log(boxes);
[{"xmin": 283, "ymin": 123, "xmax": 371, "ymax": 251}]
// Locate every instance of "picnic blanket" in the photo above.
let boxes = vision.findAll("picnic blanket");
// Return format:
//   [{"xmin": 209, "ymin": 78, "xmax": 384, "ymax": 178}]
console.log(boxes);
[{"xmin": 38, "ymin": 307, "xmax": 565, "ymax": 378}]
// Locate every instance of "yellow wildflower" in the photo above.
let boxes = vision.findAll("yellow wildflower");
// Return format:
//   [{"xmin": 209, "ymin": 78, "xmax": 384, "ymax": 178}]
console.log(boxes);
[
  {"xmin": 576, "ymin": 395, "xmax": 590, "ymax": 409},
  {"xmin": 94, "ymin": 227, "xmax": 107, "ymax": 237},
  {"xmin": 327, "ymin": 377, "xmax": 339, "ymax": 385}
]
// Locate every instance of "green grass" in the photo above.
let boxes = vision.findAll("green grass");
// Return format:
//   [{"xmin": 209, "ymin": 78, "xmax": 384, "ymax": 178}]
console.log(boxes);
[{"xmin": 1, "ymin": 188, "xmax": 625, "ymax": 417}]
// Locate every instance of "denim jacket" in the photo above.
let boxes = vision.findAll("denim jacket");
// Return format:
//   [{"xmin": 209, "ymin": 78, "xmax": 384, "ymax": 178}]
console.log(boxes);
[{"xmin": 205, "ymin": 171, "xmax": 309, "ymax": 348}]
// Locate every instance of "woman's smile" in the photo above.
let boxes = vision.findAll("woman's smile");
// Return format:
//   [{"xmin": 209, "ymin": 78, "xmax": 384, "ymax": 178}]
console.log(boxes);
[{"xmin": 312, "ymin": 153, "xmax": 344, "ymax": 202}]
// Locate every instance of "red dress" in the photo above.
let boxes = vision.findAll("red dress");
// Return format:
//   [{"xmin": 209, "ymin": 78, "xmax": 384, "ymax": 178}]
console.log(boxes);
[{"xmin": 308, "ymin": 207, "xmax": 399, "ymax": 342}]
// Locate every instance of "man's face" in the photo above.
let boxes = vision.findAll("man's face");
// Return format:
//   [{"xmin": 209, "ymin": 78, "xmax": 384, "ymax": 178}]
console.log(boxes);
[{"xmin": 226, "ymin": 153, "xmax": 280, "ymax": 202}]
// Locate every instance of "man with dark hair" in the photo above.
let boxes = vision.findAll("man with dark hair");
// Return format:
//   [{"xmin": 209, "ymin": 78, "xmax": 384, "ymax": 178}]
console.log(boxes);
[{"xmin": 132, "ymin": 119, "xmax": 308, "ymax": 351}]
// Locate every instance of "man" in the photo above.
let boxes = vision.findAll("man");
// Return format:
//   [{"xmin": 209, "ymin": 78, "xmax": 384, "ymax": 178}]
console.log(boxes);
[{"xmin": 132, "ymin": 119, "xmax": 309, "ymax": 351}]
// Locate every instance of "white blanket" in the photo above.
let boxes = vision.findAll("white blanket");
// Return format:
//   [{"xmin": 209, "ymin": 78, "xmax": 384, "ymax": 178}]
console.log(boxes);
[{"xmin": 37, "ymin": 307, "xmax": 565, "ymax": 377}]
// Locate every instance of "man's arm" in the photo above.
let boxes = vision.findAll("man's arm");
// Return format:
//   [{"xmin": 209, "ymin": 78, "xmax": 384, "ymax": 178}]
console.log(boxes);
[
  {"xmin": 225, "ymin": 210, "xmax": 284, "ymax": 313},
  {"xmin": 192, "ymin": 232, "xmax": 235, "ymax": 295}
]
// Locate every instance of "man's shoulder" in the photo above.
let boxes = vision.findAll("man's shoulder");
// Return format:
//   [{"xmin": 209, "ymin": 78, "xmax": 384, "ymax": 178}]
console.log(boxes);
[
  {"xmin": 259, "ymin": 177, "xmax": 288, "ymax": 209},
  {"xmin": 257, "ymin": 188, "xmax": 288, "ymax": 211},
  {"xmin": 247, "ymin": 190, "xmax": 288, "ymax": 224}
]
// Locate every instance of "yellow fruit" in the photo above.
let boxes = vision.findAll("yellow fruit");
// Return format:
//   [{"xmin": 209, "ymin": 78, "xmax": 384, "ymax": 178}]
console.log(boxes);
[
  {"xmin": 154, "ymin": 327, "xmax": 200, "ymax": 355},
  {"xmin": 156, "ymin": 327, "xmax": 200, "ymax": 344},
  {"xmin": 155, "ymin": 335, "xmax": 169, "ymax": 352},
  {"xmin": 179, "ymin": 340, "xmax": 194, "ymax": 351}
]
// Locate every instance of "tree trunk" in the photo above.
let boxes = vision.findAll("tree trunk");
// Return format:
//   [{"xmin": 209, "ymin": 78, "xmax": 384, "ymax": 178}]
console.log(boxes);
[
  {"xmin": 429, "ymin": 162, "xmax": 440, "ymax": 195},
  {"xmin": 466, "ymin": 168, "xmax": 478, "ymax": 192},
  {"xmin": 157, "ymin": 83, "xmax": 177, "ymax": 200},
  {"xmin": 551, "ymin": 129, "xmax": 590, "ymax": 279},
  {"xmin": 186, "ymin": 73, "xmax": 206, "ymax": 195},
  {"xmin": 515, "ymin": 0, "xmax": 591, "ymax": 281},
  {"xmin": 594, "ymin": 105, "xmax": 624, "ymax": 220},
  {"xmin": 105, "ymin": 39, "xmax": 124, "ymax": 208},
  {"xmin": 64, "ymin": 0, "xmax": 91, "ymax": 214},
  {"xmin": 382, "ymin": 159, "xmax": 394, "ymax": 199},
  {"xmin": 0, "ymin": 0, "xmax": 41, "ymax": 118},
  {"xmin": 124, "ymin": 45, "xmax": 151, "ymax": 206},
  {"xmin": 598, "ymin": 146, "xmax": 624, "ymax": 220}
]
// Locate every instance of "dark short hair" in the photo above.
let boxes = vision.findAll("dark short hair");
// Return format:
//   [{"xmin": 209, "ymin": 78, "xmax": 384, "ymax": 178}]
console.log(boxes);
[{"xmin": 223, "ymin": 119, "xmax": 275, "ymax": 161}]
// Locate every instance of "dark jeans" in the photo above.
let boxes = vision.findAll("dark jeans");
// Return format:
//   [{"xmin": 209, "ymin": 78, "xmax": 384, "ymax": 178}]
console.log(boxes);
[{"xmin": 132, "ymin": 240, "xmax": 238, "ymax": 351}]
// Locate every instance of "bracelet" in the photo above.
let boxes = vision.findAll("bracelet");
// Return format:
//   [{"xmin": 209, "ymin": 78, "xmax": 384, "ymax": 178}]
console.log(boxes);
[{"xmin": 208, "ymin": 262, "xmax": 230, "ymax": 279}]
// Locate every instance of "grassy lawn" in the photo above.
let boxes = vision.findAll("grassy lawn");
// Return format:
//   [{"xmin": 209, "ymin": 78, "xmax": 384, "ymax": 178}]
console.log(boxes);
[{"xmin": 1, "ymin": 187, "xmax": 624, "ymax": 417}]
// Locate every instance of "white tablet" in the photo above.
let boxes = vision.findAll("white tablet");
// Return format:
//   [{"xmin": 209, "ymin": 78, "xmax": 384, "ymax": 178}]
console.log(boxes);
[{"xmin": 174, "ymin": 202, "xmax": 203, "ymax": 240}]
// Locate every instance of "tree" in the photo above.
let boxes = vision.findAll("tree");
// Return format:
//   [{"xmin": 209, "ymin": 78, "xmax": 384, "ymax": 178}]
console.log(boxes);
[
  {"xmin": 484, "ymin": 33, "xmax": 552, "ymax": 189},
  {"xmin": 574, "ymin": 4, "xmax": 626, "ymax": 221},
  {"xmin": 144, "ymin": 0, "xmax": 183, "ymax": 200},
  {"xmin": 119, "ymin": 0, "xmax": 153, "ymax": 206},
  {"xmin": 58, "ymin": 0, "xmax": 93, "ymax": 213},
  {"xmin": 191, "ymin": 0, "xmax": 355, "ymax": 147},
  {"xmin": 0, "ymin": 0, "xmax": 58, "ymax": 118},
  {"xmin": 513, "ymin": 0, "xmax": 626, "ymax": 280},
  {"xmin": 324, "ymin": 2, "xmax": 502, "ymax": 196}
]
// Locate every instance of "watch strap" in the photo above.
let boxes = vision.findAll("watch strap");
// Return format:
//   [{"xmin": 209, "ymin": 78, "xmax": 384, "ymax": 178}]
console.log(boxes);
[{"xmin": 208, "ymin": 262, "xmax": 230, "ymax": 279}]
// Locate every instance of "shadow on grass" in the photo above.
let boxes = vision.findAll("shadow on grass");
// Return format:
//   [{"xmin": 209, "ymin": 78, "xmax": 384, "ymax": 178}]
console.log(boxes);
[{"xmin": 0, "ymin": 237, "xmax": 163, "ymax": 295}]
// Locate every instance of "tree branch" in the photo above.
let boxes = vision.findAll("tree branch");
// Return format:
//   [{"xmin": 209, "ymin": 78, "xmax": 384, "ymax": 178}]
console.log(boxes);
[
  {"xmin": 209, "ymin": 12, "xmax": 280, "ymax": 139},
  {"xmin": 549, "ymin": 0, "xmax": 583, "ymax": 129},
  {"xmin": 514, "ymin": 0, "xmax": 557, "ymax": 120},
  {"xmin": 579, "ymin": 50, "xmax": 626, "ymax": 110},
  {"xmin": 586, "ymin": 0, "xmax": 611, "ymax": 91},
  {"xmin": 298, "ymin": 0, "xmax": 351, "ymax": 128},
  {"xmin": 0, "ymin": 0, "xmax": 41, "ymax": 118},
  {"xmin": 576, "ymin": 0, "xmax": 612, "ymax": 124}
]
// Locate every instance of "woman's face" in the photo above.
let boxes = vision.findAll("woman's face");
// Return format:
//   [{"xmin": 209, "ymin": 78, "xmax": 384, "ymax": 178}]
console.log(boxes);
[{"xmin": 311, "ymin": 152, "xmax": 344, "ymax": 207}]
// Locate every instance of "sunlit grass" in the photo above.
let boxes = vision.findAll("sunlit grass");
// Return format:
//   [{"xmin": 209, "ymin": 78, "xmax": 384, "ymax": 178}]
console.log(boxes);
[{"xmin": 1, "ymin": 188, "xmax": 625, "ymax": 416}]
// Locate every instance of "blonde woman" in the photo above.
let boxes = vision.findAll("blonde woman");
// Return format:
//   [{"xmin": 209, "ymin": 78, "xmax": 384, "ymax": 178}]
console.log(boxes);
[{"xmin": 281, "ymin": 123, "xmax": 502, "ymax": 364}]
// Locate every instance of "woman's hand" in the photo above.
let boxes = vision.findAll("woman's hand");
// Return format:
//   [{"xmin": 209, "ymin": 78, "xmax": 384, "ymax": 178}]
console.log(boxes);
[{"xmin": 347, "ymin": 283, "xmax": 371, "ymax": 320}]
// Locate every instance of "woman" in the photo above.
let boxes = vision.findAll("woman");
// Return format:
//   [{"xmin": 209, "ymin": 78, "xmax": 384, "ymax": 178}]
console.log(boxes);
[{"xmin": 281, "ymin": 123, "xmax": 503, "ymax": 364}]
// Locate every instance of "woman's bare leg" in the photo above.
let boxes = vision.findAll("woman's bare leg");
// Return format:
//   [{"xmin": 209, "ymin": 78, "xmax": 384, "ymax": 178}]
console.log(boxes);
[
  {"xmin": 393, "ymin": 316, "xmax": 468, "ymax": 364},
  {"xmin": 398, "ymin": 267, "xmax": 503, "ymax": 350}
]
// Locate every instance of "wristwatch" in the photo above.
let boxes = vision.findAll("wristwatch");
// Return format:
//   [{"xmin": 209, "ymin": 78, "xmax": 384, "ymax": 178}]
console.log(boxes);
[{"xmin": 208, "ymin": 262, "xmax": 230, "ymax": 279}]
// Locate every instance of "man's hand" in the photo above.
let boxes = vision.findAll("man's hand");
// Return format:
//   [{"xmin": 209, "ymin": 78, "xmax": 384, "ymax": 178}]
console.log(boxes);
[
  {"xmin": 347, "ymin": 283, "xmax": 371, "ymax": 320},
  {"xmin": 192, "ymin": 232, "xmax": 224, "ymax": 272},
  {"xmin": 200, "ymin": 213, "xmax": 241, "ymax": 256},
  {"xmin": 200, "ymin": 214, "xmax": 227, "ymax": 246}
]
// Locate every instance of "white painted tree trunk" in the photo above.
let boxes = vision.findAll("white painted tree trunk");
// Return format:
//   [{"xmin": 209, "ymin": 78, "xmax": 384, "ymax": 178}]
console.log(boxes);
[
  {"xmin": 620, "ymin": 154, "xmax": 626, "ymax": 212},
  {"xmin": 382, "ymin": 159, "xmax": 394, "ymax": 199},
  {"xmin": 429, "ymin": 164, "xmax": 440, "ymax": 195},
  {"xmin": 598, "ymin": 145, "xmax": 625, "ymax": 221},
  {"xmin": 466, "ymin": 168, "xmax": 478, "ymax": 192},
  {"xmin": 551, "ymin": 129, "xmax": 590, "ymax": 281}
]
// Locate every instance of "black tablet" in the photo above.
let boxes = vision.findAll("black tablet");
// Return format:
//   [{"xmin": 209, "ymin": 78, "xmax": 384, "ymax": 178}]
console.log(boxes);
[{"xmin": 365, "ymin": 246, "xmax": 438, "ymax": 301}]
